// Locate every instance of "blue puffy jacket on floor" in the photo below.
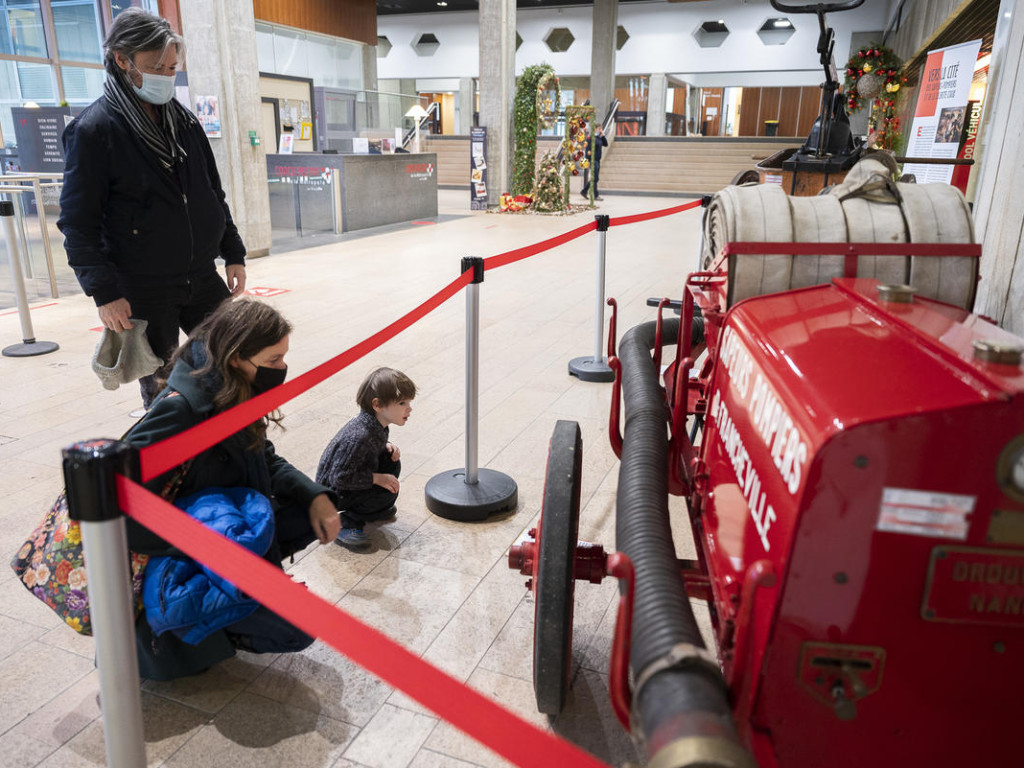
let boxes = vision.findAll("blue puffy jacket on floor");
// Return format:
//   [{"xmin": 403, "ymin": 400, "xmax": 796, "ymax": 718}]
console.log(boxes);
[{"xmin": 142, "ymin": 487, "xmax": 275, "ymax": 645}]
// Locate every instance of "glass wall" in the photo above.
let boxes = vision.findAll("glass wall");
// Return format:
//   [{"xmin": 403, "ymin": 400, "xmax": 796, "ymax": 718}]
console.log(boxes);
[{"xmin": 255, "ymin": 21, "xmax": 363, "ymax": 91}]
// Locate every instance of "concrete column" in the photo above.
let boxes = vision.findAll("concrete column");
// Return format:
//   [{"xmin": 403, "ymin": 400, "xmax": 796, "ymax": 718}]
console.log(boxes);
[
  {"xmin": 458, "ymin": 76, "xmax": 475, "ymax": 135},
  {"xmin": 179, "ymin": 0, "xmax": 270, "ymax": 258},
  {"xmin": 590, "ymin": 0, "xmax": 618, "ymax": 122},
  {"xmin": 971, "ymin": 0, "xmax": 1024, "ymax": 335},
  {"xmin": 647, "ymin": 73, "xmax": 667, "ymax": 137},
  {"xmin": 478, "ymin": 0, "xmax": 515, "ymax": 205}
]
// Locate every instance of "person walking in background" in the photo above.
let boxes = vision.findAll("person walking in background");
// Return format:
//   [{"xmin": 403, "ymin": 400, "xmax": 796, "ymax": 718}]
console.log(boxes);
[
  {"xmin": 316, "ymin": 367, "xmax": 416, "ymax": 550},
  {"xmin": 59, "ymin": 8, "xmax": 247, "ymax": 408},
  {"xmin": 581, "ymin": 123, "xmax": 609, "ymax": 201}
]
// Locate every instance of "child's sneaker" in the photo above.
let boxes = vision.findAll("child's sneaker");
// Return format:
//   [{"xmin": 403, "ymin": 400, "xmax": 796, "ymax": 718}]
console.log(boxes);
[{"xmin": 336, "ymin": 528, "xmax": 370, "ymax": 549}]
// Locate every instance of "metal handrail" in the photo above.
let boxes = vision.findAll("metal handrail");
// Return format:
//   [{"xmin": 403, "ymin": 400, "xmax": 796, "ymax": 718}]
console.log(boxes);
[{"xmin": 402, "ymin": 101, "xmax": 440, "ymax": 149}]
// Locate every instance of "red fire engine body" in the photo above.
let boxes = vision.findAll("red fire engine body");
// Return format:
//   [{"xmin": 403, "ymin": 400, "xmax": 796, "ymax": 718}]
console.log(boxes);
[{"xmin": 694, "ymin": 276, "xmax": 1024, "ymax": 766}]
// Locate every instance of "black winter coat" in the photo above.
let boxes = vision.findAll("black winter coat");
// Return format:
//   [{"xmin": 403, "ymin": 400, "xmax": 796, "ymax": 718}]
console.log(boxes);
[
  {"xmin": 58, "ymin": 97, "xmax": 246, "ymax": 307},
  {"xmin": 123, "ymin": 346, "xmax": 333, "ymax": 679}
]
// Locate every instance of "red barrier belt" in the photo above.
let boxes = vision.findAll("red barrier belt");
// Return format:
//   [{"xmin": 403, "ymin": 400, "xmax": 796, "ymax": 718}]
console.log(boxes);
[
  {"xmin": 484, "ymin": 221, "xmax": 597, "ymax": 271},
  {"xmin": 608, "ymin": 198, "xmax": 703, "ymax": 227},
  {"xmin": 140, "ymin": 270, "xmax": 473, "ymax": 481},
  {"xmin": 118, "ymin": 476, "xmax": 611, "ymax": 768}
]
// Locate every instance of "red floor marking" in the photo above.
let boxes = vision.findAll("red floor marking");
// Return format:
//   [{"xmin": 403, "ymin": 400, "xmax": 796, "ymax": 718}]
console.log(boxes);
[
  {"xmin": 245, "ymin": 287, "xmax": 291, "ymax": 297},
  {"xmin": 0, "ymin": 301, "xmax": 57, "ymax": 317},
  {"xmin": 485, "ymin": 225, "xmax": 498, "ymax": 229},
  {"xmin": 90, "ymin": 326, "xmax": 103, "ymax": 332},
  {"xmin": 411, "ymin": 220, "xmax": 436, "ymax": 225}
]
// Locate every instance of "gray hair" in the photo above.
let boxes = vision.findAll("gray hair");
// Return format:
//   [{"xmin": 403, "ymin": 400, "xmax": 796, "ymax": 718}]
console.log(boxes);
[{"xmin": 103, "ymin": 8, "xmax": 184, "ymax": 77}]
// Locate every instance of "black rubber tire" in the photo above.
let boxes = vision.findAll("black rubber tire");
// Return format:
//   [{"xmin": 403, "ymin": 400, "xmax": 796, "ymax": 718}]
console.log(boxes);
[
  {"xmin": 533, "ymin": 420, "xmax": 584, "ymax": 715},
  {"xmin": 730, "ymin": 168, "xmax": 761, "ymax": 186}
]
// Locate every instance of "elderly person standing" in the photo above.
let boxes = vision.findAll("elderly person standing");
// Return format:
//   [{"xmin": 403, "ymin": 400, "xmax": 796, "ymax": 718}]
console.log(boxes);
[{"xmin": 59, "ymin": 8, "xmax": 246, "ymax": 407}]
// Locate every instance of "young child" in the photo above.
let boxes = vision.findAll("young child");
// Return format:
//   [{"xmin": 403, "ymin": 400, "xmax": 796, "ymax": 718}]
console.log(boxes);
[{"xmin": 316, "ymin": 367, "xmax": 416, "ymax": 549}]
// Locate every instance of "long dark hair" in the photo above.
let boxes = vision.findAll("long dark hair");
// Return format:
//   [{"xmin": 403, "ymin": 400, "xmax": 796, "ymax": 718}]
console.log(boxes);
[{"xmin": 168, "ymin": 298, "xmax": 292, "ymax": 443}]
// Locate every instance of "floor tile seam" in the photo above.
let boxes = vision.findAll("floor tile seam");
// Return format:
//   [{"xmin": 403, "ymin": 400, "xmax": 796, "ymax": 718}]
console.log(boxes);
[
  {"xmin": 236, "ymin": 685, "xmax": 368, "ymax": 734},
  {"xmin": 466, "ymin": 590, "xmax": 532, "ymax": 684},
  {"xmin": 342, "ymin": 702, "xmax": 439, "ymax": 768},
  {"xmin": 415, "ymin": 745, "xmax": 490, "ymax": 768}
]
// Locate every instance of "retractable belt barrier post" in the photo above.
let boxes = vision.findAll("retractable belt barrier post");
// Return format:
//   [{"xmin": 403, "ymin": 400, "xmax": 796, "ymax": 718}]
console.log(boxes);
[
  {"xmin": 63, "ymin": 439, "xmax": 145, "ymax": 768},
  {"xmin": 425, "ymin": 256, "xmax": 518, "ymax": 521},
  {"xmin": 1, "ymin": 200, "xmax": 58, "ymax": 357},
  {"xmin": 568, "ymin": 214, "xmax": 615, "ymax": 382}
]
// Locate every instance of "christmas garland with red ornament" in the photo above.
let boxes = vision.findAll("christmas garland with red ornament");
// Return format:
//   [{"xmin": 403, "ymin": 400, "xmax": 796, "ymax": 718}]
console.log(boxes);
[
  {"xmin": 563, "ymin": 105, "xmax": 595, "ymax": 207},
  {"xmin": 843, "ymin": 44, "xmax": 906, "ymax": 150}
]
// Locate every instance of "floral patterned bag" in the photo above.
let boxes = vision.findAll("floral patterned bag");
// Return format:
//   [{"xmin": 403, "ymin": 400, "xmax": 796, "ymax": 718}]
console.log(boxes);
[{"xmin": 9, "ymin": 462, "xmax": 191, "ymax": 636}]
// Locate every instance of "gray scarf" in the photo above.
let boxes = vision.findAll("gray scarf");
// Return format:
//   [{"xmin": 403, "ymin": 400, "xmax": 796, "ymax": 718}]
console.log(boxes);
[{"xmin": 103, "ymin": 67, "xmax": 193, "ymax": 171}]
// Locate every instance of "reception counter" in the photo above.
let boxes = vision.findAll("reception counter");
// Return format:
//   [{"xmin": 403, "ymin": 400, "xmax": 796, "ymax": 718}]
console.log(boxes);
[{"xmin": 266, "ymin": 152, "xmax": 438, "ymax": 237}]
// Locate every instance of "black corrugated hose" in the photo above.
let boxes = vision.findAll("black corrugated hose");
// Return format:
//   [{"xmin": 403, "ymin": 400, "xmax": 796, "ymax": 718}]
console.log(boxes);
[{"xmin": 616, "ymin": 317, "xmax": 754, "ymax": 768}]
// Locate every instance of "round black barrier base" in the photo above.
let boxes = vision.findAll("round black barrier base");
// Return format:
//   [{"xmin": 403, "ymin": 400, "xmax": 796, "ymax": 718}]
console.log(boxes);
[
  {"xmin": 425, "ymin": 468, "xmax": 518, "ymax": 522},
  {"xmin": 3, "ymin": 340, "xmax": 59, "ymax": 357},
  {"xmin": 568, "ymin": 356, "xmax": 614, "ymax": 383}
]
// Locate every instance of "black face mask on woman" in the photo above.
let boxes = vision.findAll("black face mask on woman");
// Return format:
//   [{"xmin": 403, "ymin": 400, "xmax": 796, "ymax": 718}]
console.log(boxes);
[{"xmin": 249, "ymin": 361, "xmax": 287, "ymax": 394}]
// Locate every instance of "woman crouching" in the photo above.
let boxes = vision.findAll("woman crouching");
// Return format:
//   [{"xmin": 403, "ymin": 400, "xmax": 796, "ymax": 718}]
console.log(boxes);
[{"xmin": 125, "ymin": 298, "xmax": 340, "ymax": 680}]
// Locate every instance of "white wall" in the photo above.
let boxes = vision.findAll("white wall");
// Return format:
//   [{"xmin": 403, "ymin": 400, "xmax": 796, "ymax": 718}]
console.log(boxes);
[{"xmin": 377, "ymin": 0, "xmax": 894, "ymax": 86}]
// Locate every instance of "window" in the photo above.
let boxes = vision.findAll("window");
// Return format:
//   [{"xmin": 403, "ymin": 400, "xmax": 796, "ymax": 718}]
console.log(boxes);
[
  {"xmin": 0, "ymin": 0, "xmax": 48, "ymax": 58},
  {"xmin": 52, "ymin": 0, "xmax": 103, "ymax": 63},
  {"xmin": 757, "ymin": 17, "xmax": 795, "ymax": 46},
  {"xmin": 413, "ymin": 33, "xmax": 440, "ymax": 57},
  {"xmin": 544, "ymin": 27, "xmax": 575, "ymax": 53},
  {"xmin": 694, "ymin": 20, "xmax": 729, "ymax": 49}
]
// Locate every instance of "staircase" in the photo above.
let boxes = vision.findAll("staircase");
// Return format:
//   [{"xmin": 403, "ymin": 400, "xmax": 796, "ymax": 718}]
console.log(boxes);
[
  {"xmin": 424, "ymin": 135, "xmax": 800, "ymax": 196},
  {"xmin": 598, "ymin": 136, "xmax": 798, "ymax": 196}
]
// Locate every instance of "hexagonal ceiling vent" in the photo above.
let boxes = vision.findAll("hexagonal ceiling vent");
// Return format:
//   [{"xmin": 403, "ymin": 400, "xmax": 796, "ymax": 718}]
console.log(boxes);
[
  {"xmin": 377, "ymin": 36, "xmax": 392, "ymax": 58},
  {"xmin": 616, "ymin": 26, "xmax": 629, "ymax": 51},
  {"xmin": 544, "ymin": 27, "xmax": 575, "ymax": 53},
  {"xmin": 757, "ymin": 18, "xmax": 795, "ymax": 46},
  {"xmin": 694, "ymin": 20, "xmax": 729, "ymax": 49},
  {"xmin": 413, "ymin": 33, "xmax": 440, "ymax": 57}
]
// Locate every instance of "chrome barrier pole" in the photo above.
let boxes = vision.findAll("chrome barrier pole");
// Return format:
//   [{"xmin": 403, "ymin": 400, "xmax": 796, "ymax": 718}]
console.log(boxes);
[
  {"xmin": 568, "ymin": 214, "xmax": 614, "ymax": 382},
  {"xmin": 63, "ymin": 440, "xmax": 146, "ymax": 768},
  {"xmin": 1, "ymin": 200, "xmax": 58, "ymax": 357},
  {"xmin": 465, "ymin": 263, "xmax": 480, "ymax": 484},
  {"xmin": 425, "ymin": 257, "xmax": 517, "ymax": 521}
]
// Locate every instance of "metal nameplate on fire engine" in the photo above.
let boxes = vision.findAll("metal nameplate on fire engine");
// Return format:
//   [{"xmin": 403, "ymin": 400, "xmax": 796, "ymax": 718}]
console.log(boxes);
[
  {"xmin": 877, "ymin": 487, "xmax": 974, "ymax": 540},
  {"xmin": 921, "ymin": 546, "xmax": 1024, "ymax": 626}
]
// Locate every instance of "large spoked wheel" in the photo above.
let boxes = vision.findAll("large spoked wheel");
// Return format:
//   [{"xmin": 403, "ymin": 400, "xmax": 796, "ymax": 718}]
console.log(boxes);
[{"xmin": 533, "ymin": 420, "xmax": 584, "ymax": 715}]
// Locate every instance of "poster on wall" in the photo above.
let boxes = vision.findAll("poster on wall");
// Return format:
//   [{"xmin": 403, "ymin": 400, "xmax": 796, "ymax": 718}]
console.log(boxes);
[
  {"xmin": 902, "ymin": 39, "xmax": 982, "ymax": 184},
  {"xmin": 470, "ymin": 126, "xmax": 487, "ymax": 210},
  {"xmin": 278, "ymin": 133, "xmax": 294, "ymax": 154},
  {"xmin": 195, "ymin": 95, "xmax": 221, "ymax": 138}
]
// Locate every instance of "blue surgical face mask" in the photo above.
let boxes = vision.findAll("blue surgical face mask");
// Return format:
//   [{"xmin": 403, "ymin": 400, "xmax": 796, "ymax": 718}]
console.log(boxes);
[{"xmin": 130, "ymin": 61, "xmax": 176, "ymax": 105}]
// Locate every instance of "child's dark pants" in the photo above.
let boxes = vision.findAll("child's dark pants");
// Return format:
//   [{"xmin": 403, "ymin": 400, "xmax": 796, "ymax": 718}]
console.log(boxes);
[{"xmin": 338, "ymin": 451, "xmax": 401, "ymax": 529}]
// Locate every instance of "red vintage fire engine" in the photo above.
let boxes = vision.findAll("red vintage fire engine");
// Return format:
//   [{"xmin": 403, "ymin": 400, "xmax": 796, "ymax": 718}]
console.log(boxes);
[
  {"xmin": 510, "ymin": 226, "xmax": 1024, "ymax": 768},
  {"xmin": 507, "ymin": 2, "xmax": 1023, "ymax": 760}
]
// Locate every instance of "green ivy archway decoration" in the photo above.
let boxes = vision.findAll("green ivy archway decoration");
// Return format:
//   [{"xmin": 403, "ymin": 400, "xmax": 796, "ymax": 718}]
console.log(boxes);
[{"xmin": 512, "ymin": 63, "xmax": 560, "ymax": 197}]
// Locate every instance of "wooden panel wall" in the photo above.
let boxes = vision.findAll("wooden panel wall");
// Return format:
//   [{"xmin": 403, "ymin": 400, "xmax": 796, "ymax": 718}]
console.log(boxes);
[
  {"xmin": 253, "ymin": 0, "xmax": 376, "ymax": 46},
  {"xmin": 736, "ymin": 85, "xmax": 821, "ymax": 137}
]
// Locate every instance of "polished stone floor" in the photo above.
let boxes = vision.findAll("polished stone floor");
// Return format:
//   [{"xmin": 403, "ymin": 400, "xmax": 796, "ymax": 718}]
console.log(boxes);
[{"xmin": 0, "ymin": 189, "xmax": 708, "ymax": 768}]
